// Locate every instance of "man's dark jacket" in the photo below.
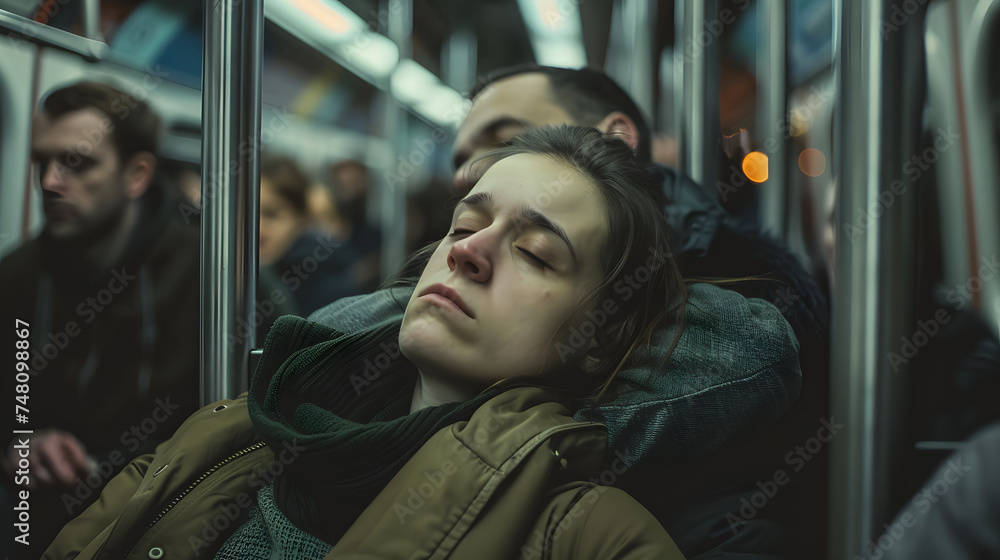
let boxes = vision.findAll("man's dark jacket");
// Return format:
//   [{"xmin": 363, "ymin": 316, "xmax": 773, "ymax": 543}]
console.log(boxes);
[{"xmin": 0, "ymin": 185, "xmax": 201, "ymax": 460}]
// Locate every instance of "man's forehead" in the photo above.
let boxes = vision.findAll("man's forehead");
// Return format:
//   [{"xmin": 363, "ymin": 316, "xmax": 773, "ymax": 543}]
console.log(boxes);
[
  {"xmin": 453, "ymin": 73, "xmax": 576, "ymax": 157},
  {"xmin": 33, "ymin": 108, "xmax": 113, "ymax": 147},
  {"xmin": 464, "ymin": 74, "xmax": 559, "ymax": 127}
]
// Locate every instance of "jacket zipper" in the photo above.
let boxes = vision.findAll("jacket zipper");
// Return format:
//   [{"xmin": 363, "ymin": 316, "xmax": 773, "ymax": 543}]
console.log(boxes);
[{"xmin": 119, "ymin": 441, "xmax": 267, "ymax": 559}]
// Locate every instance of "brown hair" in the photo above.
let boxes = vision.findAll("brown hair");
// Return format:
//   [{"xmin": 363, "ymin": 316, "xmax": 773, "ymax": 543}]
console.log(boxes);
[
  {"xmin": 260, "ymin": 155, "xmax": 311, "ymax": 216},
  {"xmin": 41, "ymin": 81, "xmax": 161, "ymax": 164}
]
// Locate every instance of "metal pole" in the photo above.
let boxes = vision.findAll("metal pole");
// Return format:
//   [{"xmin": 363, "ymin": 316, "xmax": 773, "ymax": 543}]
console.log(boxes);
[
  {"xmin": 82, "ymin": 0, "xmax": 101, "ymax": 42},
  {"xmin": 200, "ymin": 0, "xmax": 263, "ymax": 404},
  {"xmin": 442, "ymin": 26, "xmax": 476, "ymax": 93},
  {"xmin": 675, "ymin": 0, "xmax": 720, "ymax": 190},
  {"xmin": 621, "ymin": 0, "xmax": 656, "ymax": 120},
  {"xmin": 965, "ymin": 0, "xmax": 1000, "ymax": 335},
  {"xmin": 757, "ymin": 0, "xmax": 787, "ymax": 236},
  {"xmin": 379, "ymin": 0, "xmax": 410, "ymax": 279},
  {"xmin": 829, "ymin": 0, "xmax": 920, "ymax": 557}
]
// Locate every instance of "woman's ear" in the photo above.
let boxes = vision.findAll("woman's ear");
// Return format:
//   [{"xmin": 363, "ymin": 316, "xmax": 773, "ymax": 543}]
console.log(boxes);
[
  {"xmin": 123, "ymin": 152, "xmax": 156, "ymax": 200},
  {"xmin": 595, "ymin": 111, "xmax": 640, "ymax": 151}
]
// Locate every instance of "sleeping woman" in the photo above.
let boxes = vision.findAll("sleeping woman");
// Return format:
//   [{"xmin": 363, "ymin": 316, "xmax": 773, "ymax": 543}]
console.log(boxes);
[{"xmin": 45, "ymin": 125, "xmax": 690, "ymax": 559}]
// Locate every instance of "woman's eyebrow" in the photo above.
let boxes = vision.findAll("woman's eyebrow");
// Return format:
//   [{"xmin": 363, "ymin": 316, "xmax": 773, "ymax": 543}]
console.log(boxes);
[
  {"xmin": 517, "ymin": 206, "xmax": 577, "ymax": 264},
  {"xmin": 456, "ymin": 191, "xmax": 496, "ymax": 211},
  {"xmin": 456, "ymin": 191, "xmax": 577, "ymax": 264}
]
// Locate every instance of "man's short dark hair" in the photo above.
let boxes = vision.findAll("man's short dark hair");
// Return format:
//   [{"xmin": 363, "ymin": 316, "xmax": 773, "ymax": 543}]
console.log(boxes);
[
  {"xmin": 41, "ymin": 81, "xmax": 161, "ymax": 164},
  {"xmin": 470, "ymin": 65, "xmax": 653, "ymax": 163}
]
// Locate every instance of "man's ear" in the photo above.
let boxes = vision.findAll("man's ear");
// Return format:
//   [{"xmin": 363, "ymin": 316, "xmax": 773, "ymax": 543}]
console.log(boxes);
[
  {"xmin": 123, "ymin": 152, "xmax": 156, "ymax": 200},
  {"xmin": 595, "ymin": 111, "xmax": 640, "ymax": 150}
]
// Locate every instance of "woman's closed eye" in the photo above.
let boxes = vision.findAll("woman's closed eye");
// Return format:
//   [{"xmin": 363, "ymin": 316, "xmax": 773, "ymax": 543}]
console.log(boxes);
[
  {"xmin": 516, "ymin": 247, "xmax": 548, "ymax": 267},
  {"xmin": 449, "ymin": 228, "xmax": 550, "ymax": 268}
]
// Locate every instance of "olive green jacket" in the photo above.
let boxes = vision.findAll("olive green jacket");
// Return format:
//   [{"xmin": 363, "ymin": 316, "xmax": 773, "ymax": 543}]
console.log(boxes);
[{"xmin": 45, "ymin": 388, "xmax": 684, "ymax": 559}]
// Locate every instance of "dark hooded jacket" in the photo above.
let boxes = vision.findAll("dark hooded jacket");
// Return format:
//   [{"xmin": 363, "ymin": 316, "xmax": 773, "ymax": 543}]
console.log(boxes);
[
  {"xmin": 655, "ymin": 165, "xmax": 827, "ymax": 341},
  {"xmin": 0, "ymin": 183, "xmax": 201, "ymax": 461}
]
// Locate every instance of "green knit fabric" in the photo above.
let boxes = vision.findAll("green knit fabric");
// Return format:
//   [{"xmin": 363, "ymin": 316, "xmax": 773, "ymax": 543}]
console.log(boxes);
[
  {"xmin": 247, "ymin": 314, "xmax": 498, "ymax": 546},
  {"xmin": 214, "ymin": 483, "xmax": 332, "ymax": 560}
]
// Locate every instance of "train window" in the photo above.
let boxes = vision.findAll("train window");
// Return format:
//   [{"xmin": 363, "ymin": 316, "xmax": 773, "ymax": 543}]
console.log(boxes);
[
  {"xmin": 0, "ymin": 0, "xmax": 87, "ymax": 36},
  {"xmin": 0, "ymin": 0, "xmax": 147, "ymax": 41},
  {"xmin": 105, "ymin": 1, "xmax": 202, "ymax": 88}
]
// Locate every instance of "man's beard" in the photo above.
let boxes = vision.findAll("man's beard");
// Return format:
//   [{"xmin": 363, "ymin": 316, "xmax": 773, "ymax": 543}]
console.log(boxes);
[{"xmin": 44, "ymin": 195, "xmax": 132, "ymax": 254}]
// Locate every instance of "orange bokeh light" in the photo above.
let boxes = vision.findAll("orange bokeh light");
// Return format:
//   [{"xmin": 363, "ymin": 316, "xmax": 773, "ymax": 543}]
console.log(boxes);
[
  {"xmin": 798, "ymin": 148, "xmax": 826, "ymax": 177},
  {"xmin": 742, "ymin": 151, "xmax": 769, "ymax": 183}
]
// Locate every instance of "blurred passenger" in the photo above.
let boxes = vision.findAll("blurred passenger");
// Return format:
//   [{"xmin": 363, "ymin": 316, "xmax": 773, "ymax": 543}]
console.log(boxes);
[
  {"xmin": 325, "ymin": 159, "xmax": 381, "ymax": 291},
  {"xmin": 878, "ymin": 422, "xmax": 1000, "ymax": 560},
  {"xmin": 823, "ymin": 166, "xmax": 1000, "ymax": 511},
  {"xmin": 259, "ymin": 156, "xmax": 360, "ymax": 318},
  {"xmin": 0, "ymin": 81, "xmax": 201, "ymax": 555}
]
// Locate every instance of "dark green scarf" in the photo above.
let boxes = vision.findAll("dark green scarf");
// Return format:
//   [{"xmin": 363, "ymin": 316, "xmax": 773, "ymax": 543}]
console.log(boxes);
[{"xmin": 248, "ymin": 314, "xmax": 497, "ymax": 545}]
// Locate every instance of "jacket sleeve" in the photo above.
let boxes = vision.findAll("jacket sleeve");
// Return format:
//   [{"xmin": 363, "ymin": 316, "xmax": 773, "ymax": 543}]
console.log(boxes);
[
  {"xmin": 571, "ymin": 487, "xmax": 686, "ymax": 560},
  {"xmin": 42, "ymin": 453, "xmax": 154, "ymax": 560}
]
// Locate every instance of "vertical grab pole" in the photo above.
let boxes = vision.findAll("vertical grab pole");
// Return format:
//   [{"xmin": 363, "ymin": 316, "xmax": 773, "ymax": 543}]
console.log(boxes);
[
  {"xmin": 81, "ymin": 0, "xmax": 101, "ymax": 41},
  {"xmin": 830, "ymin": 0, "xmax": 920, "ymax": 557},
  {"xmin": 620, "ymin": 0, "xmax": 656, "ymax": 119},
  {"xmin": 757, "ymin": 0, "xmax": 787, "ymax": 236},
  {"xmin": 675, "ymin": 0, "xmax": 721, "ymax": 191},
  {"xmin": 379, "ymin": 0, "xmax": 410, "ymax": 280},
  {"xmin": 200, "ymin": 0, "xmax": 263, "ymax": 405},
  {"xmin": 829, "ymin": 1, "xmax": 883, "ymax": 555}
]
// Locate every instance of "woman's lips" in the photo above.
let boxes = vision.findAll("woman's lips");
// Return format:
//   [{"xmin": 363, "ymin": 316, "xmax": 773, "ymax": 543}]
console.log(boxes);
[
  {"xmin": 420, "ymin": 293, "xmax": 470, "ymax": 316},
  {"xmin": 419, "ymin": 284, "xmax": 474, "ymax": 318}
]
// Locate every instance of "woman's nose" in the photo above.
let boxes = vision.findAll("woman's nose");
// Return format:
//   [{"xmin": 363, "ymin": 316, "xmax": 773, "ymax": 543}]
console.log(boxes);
[{"xmin": 447, "ymin": 233, "xmax": 493, "ymax": 282}]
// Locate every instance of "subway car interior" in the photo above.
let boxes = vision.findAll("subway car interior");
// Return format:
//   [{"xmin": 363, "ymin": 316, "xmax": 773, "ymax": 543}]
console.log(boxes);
[{"xmin": 1, "ymin": 0, "xmax": 999, "ymax": 558}]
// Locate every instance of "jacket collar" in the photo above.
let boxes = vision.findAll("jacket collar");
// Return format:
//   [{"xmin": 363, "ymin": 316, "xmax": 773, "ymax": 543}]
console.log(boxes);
[{"xmin": 329, "ymin": 386, "xmax": 607, "ymax": 557}]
